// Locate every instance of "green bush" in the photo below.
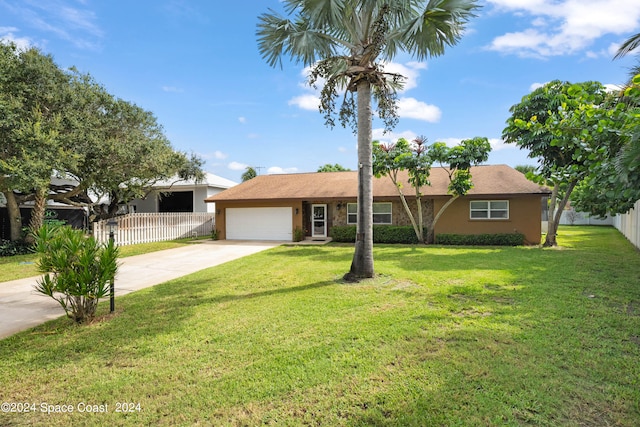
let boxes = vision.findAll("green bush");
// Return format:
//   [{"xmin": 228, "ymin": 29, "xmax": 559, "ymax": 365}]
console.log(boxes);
[
  {"xmin": 435, "ymin": 233, "xmax": 525, "ymax": 246},
  {"xmin": 34, "ymin": 224, "xmax": 119, "ymax": 323},
  {"xmin": 330, "ymin": 225, "xmax": 422, "ymax": 244},
  {"xmin": 0, "ymin": 239, "xmax": 33, "ymax": 257},
  {"xmin": 293, "ymin": 227, "xmax": 305, "ymax": 242}
]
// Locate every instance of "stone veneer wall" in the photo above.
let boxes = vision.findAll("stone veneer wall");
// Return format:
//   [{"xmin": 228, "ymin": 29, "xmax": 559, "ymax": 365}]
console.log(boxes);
[{"xmin": 330, "ymin": 199, "xmax": 434, "ymax": 228}]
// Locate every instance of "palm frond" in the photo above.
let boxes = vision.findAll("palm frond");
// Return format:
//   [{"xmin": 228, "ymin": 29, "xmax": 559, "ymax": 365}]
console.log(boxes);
[
  {"xmin": 614, "ymin": 32, "xmax": 640, "ymax": 60},
  {"xmin": 257, "ymin": 10, "xmax": 337, "ymax": 68},
  {"xmin": 391, "ymin": 0, "xmax": 479, "ymax": 60}
]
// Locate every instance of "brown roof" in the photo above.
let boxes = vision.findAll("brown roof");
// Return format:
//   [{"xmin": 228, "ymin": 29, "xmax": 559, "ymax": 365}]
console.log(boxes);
[{"xmin": 205, "ymin": 165, "xmax": 550, "ymax": 202}]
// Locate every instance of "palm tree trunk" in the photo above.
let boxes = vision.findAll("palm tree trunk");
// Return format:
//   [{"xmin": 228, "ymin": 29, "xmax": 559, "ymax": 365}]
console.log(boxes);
[
  {"xmin": 26, "ymin": 186, "xmax": 48, "ymax": 244},
  {"xmin": 345, "ymin": 80, "xmax": 374, "ymax": 280}
]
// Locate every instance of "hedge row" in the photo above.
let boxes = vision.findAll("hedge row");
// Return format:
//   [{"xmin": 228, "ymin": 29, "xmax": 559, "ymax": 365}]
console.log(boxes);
[
  {"xmin": 435, "ymin": 233, "xmax": 525, "ymax": 246},
  {"xmin": 0, "ymin": 239, "xmax": 33, "ymax": 257},
  {"xmin": 330, "ymin": 225, "xmax": 421, "ymax": 244},
  {"xmin": 329, "ymin": 227, "xmax": 525, "ymax": 246}
]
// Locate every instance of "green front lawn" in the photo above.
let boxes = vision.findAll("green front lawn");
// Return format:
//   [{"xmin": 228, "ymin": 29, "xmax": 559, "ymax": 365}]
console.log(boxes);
[{"xmin": 1, "ymin": 226, "xmax": 638, "ymax": 425}]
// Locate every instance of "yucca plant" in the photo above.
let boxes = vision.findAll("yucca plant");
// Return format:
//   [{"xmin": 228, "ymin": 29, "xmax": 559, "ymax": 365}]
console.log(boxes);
[{"xmin": 34, "ymin": 224, "xmax": 119, "ymax": 323}]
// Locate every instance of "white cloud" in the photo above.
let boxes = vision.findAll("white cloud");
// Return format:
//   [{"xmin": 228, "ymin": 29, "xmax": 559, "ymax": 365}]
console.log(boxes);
[
  {"xmin": 338, "ymin": 146, "xmax": 348, "ymax": 153},
  {"xmin": 397, "ymin": 97, "xmax": 441, "ymax": 122},
  {"xmin": 0, "ymin": 27, "xmax": 34, "ymax": 50},
  {"xmin": 213, "ymin": 151, "xmax": 227, "ymax": 160},
  {"xmin": 267, "ymin": 166, "xmax": 298, "ymax": 174},
  {"xmin": 381, "ymin": 61, "xmax": 427, "ymax": 92},
  {"xmin": 486, "ymin": 0, "xmax": 640, "ymax": 58},
  {"xmin": 488, "ymin": 138, "xmax": 509, "ymax": 152},
  {"xmin": 288, "ymin": 94, "xmax": 320, "ymax": 111},
  {"xmin": 161, "ymin": 86, "xmax": 183, "ymax": 93},
  {"xmin": 228, "ymin": 161, "xmax": 248, "ymax": 171},
  {"xmin": 607, "ymin": 42, "xmax": 621, "ymax": 56},
  {"xmin": 238, "ymin": 116, "xmax": 247, "ymax": 123},
  {"xmin": 1, "ymin": 2, "xmax": 102, "ymax": 50}
]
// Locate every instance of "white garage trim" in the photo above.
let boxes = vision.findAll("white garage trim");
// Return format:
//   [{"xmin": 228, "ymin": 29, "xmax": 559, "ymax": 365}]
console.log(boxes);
[{"xmin": 226, "ymin": 207, "xmax": 292, "ymax": 241}]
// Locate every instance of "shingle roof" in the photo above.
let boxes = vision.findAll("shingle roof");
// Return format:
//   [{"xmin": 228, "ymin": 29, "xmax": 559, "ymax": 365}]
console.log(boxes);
[{"xmin": 205, "ymin": 165, "xmax": 550, "ymax": 202}]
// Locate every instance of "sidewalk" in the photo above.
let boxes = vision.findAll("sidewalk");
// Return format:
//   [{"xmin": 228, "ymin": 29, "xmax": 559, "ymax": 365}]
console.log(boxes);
[{"xmin": 0, "ymin": 240, "xmax": 281, "ymax": 339}]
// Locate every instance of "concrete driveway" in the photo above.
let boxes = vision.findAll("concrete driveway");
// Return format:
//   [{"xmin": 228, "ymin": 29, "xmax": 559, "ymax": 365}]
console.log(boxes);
[{"xmin": 0, "ymin": 240, "xmax": 281, "ymax": 339}]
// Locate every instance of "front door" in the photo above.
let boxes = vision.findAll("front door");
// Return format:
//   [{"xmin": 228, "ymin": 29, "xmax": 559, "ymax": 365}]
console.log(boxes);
[{"xmin": 311, "ymin": 204, "xmax": 327, "ymax": 239}]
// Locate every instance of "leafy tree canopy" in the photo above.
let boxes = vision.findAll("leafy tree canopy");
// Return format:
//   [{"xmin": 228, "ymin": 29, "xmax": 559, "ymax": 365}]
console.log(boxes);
[
  {"xmin": 502, "ymin": 79, "xmax": 619, "ymax": 246},
  {"xmin": 0, "ymin": 42, "xmax": 203, "ymax": 238},
  {"xmin": 317, "ymin": 163, "xmax": 351, "ymax": 172}
]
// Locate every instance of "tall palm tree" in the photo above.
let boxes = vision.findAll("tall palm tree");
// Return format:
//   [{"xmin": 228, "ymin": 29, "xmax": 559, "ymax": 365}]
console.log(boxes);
[{"xmin": 257, "ymin": 0, "xmax": 479, "ymax": 280}]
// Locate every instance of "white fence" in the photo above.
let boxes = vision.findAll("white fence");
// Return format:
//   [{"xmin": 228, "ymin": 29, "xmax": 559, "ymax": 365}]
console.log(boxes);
[
  {"xmin": 613, "ymin": 200, "xmax": 640, "ymax": 250},
  {"xmin": 93, "ymin": 213, "xmax": 214, "ymax": 246},
  {"xmin": 559, "ymin": 209, "xmax": 614, "ymax": 226}
]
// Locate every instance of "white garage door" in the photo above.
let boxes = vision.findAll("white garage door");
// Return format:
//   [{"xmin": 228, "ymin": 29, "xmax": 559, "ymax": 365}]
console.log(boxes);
[{"xmin": 226, "ymin": 207, "xmax": 293, "ymax": 241}]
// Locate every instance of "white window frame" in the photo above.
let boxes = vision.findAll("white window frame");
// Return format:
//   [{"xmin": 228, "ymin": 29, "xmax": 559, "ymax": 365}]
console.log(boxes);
[
  {"xmin": 470, "ymin": 200, "xmax": 509, "ymax": 220},
  {"xmin": 347, "ymin": 202, "xmax": 393, "ymax": 225}
]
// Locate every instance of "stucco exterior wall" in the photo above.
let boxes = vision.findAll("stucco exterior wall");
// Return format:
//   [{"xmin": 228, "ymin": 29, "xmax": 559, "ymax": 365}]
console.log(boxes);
[
  {"xmin": 212, "ymin": 195, "xmax": 543, "ymax": 244},
  {"xmin": 433, "ymin": 196, "xmax": 543, "ymax": 244}
]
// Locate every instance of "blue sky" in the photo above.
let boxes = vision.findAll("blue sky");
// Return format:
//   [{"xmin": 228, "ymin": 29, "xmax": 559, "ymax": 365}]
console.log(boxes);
[{"xmin": 1, "ymin": 0, "xmax": 639, "ymax": 183}]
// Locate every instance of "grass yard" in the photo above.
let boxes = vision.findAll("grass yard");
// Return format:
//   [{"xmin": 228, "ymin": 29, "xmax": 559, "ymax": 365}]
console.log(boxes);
[{"xmin": 0, "ymin": 226, "xmax": 639, "ymax": 426}]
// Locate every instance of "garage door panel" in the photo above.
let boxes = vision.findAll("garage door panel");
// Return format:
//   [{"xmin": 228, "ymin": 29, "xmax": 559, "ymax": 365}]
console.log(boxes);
[{"xmin": 226, "ymin": 207, "xmax": 292, "ymax": 241}]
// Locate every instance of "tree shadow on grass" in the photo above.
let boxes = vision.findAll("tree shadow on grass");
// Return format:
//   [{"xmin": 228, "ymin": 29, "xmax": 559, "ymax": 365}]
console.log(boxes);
[{"xmin": 0, "ymin": 277, "xmax": 338, "ymax": 369}]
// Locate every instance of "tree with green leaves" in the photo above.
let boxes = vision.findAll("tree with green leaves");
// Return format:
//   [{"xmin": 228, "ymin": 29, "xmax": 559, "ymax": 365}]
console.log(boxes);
[
  {"xmin": 0, "ymin": 43, "xmax": 203, "ymax": 239},
  {"xmin": 317, "ymin": 163, "xmax": 350, "ymax": 172},
  {"xmin": 241, "ymin": 167, "xmax": 258, "ymax": 182},
  {"xmin": 514, "ymin": 165, "xmax": 537, "ymax": 176},
  {"xmin": 257, "ymin": 0, "xmax": 479, "ymax": 280},
  {"xmin": 373, "ymin": 136, "xmax": 490, "ymax": 243},
  {"xmin": 568, "ymin": 75, "xmax": 640, "ymax": 218},
  {"xmin": 428, "ymin": 137, "xmax": 491, "ymax": 242},
  {"xmin": 503, "ymin": 80, "xmax": 613, "ymax": 246},
  {"xmin": 0, "ymin": 42, "xmax": 71, "ymax": 241}
]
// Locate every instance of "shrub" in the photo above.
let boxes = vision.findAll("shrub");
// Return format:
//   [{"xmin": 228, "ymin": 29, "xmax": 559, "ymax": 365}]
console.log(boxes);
[
  {"xmin": 330, "ymin": 225, "xmax": 422, "ymax": 244},
  {"xmin": 0, "ymin": 239, "xmax": 33, "ymax": 257},
  {"xmin": 435, "ymin": 233, "xmax": 525, "ymax": 246},
  {"xmin": 293, "ymin": 227, "xmax": 305, "ymax": 242},
  {"xmin": 34, "ymin": 224, "xmax": 119, "ymax": 323}
]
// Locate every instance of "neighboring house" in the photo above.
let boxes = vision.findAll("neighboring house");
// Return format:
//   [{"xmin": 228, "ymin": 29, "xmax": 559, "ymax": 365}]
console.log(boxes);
[
  {"xmin": 128, "ymin": 172, "xmax": 237, "ymax": 214},
  {"xmin": 204, "ymin": 165, "xmax": 551, "ymax": 244}
]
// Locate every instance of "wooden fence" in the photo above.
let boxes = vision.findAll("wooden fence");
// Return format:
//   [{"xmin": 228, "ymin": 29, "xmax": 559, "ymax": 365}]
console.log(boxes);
[
  {"xmin": 93, "ymin": 213, "xmax": 214, "ymax": 246},
  {"xmin": 614, "ymin": 200, "xmax": 640, "ymax": 250}
]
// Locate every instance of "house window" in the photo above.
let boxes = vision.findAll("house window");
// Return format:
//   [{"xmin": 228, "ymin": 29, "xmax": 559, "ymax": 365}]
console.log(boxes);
[
  {"xmin": 470, "ymin": 200, "xmax": 509, "ymax": 220},
  {"xmin": 347, "ymin": 202, "xmax": 392, "ymax": 224}
]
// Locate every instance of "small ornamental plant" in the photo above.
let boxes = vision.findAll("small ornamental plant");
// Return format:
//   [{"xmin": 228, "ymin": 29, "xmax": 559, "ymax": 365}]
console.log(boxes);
[{"xmin": 34, "ymin": 224, "xmax": 119, "ymax": 323}]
